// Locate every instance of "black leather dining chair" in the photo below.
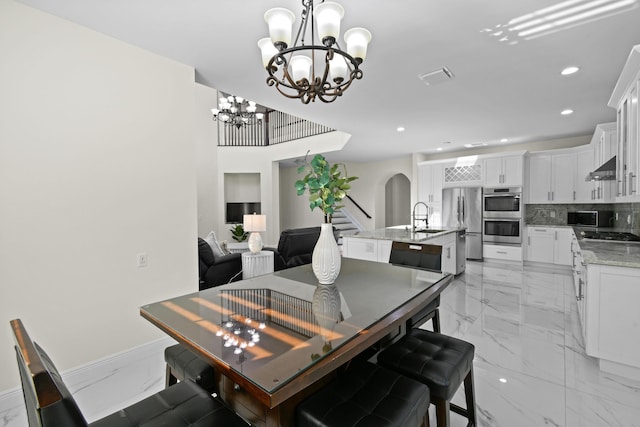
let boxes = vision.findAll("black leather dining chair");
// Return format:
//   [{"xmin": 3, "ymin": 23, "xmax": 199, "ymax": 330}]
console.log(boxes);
[
  {"xmin": 389, "ymin": 241, "xmax": 443, "ymax": 332},
  {"xmin": 10, "ymin": 319, "xmax": 248, "ymax": 427}
]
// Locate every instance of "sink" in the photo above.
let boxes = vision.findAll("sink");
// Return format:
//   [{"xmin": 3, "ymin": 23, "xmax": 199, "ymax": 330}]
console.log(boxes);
[{"xmin": 414, "ymin": 229, "xmax": 444, "ymax": 234}]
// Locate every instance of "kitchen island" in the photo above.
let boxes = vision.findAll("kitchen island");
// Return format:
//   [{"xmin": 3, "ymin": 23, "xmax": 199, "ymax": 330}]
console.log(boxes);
[{"xmin": 341, "ymin": 225, "xmax": 464, "ymax": 275}]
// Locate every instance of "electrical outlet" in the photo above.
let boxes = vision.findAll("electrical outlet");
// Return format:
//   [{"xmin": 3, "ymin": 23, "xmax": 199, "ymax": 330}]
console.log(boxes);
[
  {"xmin": 137, "ymin": 253, "xmax": 148, "ymax": 268},
  {"xmin": 628, "ymin": 214, "xmax": 632, "ymax": 225},
  {"xmin": 616, "ymin": 212, "xmax": 619, "ymax": 221},
  {"xmin": 550, "ymin": 211, "xmax": 556, "ymax": 218}
]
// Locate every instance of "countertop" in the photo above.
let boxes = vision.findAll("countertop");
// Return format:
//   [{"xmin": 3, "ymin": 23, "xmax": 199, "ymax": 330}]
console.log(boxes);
[
  {"xmin": 525, "ymin": 224, "xmax": 640, "ymax": 268},
  {"xmin": 342, "ymin": 225, "xmax": 461, "ymax": 244},
  {"xmin": 573, "ymin": 227, "xmax": 640, "ymax": 269}
]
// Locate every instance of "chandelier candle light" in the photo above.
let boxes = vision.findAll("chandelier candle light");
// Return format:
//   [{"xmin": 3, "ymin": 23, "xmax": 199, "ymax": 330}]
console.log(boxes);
[
  {"xmin": 243, "ymin": 214, "xmax": 267, "ymax": 254},
  {"xmin": 211, "ymin": 95, "xmax": 264, "ymax": 128},
  {"xmin": 258, "ymin": 1, "xmax": 371, "ymax": 103}
]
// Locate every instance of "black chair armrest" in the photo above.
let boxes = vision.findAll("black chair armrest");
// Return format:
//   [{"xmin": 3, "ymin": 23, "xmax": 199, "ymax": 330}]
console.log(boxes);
[{"xmin": 263, "ymin": 247, "xmax": 286, "ymax": 271}]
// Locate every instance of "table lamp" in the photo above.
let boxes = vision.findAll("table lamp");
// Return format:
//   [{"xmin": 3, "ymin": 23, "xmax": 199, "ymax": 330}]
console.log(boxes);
[{"xmin": 243, "ymin": 213, "xmax": 266, "ymax": 254}]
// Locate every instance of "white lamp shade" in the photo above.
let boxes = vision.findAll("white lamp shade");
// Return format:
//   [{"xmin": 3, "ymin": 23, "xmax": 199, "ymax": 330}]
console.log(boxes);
[
  {"xmin": 264, "ymin": 8, "xmax": 295, "ymax": 48},
  {"xmin": 313, "ymin": 2, "xmax": 344, "ymax": 44},
  {"xmin": 329, "ymin": 55, "xmax": 348, "ymax": 83},
  {"xmin": 243, "ymin": 214, "xmax": 266, "ymax": 232},
  {"xmin": 290, "ymin": 55, "xmax": 313, "ymax": 82},
  {"xmin": 258, "ymin": 37, "xmax": 280, "ymax": 69},
  {"xmin": 344, "ymin": 27, "xmax": 372, "ymax": 62}
]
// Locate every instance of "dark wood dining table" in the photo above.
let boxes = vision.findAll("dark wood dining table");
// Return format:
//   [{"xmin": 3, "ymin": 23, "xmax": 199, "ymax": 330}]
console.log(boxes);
[{"xmin": 140, "ymin": 257, "xmax": 452, "ymax": 427}]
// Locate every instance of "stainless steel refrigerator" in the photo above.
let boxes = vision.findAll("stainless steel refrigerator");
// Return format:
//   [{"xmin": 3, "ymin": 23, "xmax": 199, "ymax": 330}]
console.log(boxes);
[{"xmin": 442, "ymin": 187, "xmax": 483, "ymax": 261}]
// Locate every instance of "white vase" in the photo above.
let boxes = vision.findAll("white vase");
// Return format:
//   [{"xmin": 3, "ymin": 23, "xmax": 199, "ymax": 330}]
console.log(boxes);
[{"xmin": 312, "ymin": 223, "xmax": 341, "ymax": 284}]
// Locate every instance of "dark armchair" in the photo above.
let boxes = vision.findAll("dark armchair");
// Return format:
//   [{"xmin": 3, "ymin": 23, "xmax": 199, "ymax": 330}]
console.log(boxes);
[
  {"xmin": 198, "ymin": 237, "xmax": 242, "ymax": 290},
  {"xmin": 266, "ymin": 226, "xmax": 339, "ymax": 271}
]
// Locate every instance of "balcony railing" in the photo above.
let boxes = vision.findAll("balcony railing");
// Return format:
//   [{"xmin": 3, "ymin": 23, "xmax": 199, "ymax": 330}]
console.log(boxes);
[{"xmin": 218, "ymin": 110, "xmax": 334, "ymax": 147}]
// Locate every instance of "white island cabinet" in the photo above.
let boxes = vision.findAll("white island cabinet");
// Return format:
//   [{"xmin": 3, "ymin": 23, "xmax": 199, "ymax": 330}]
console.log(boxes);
[
  {"xmin": 341, "ymin": 228, "xmax": 461, "ymax": 275},
  {"xmin": 525, "ymin": 226, "xmax": 572, "ymax": 266}
]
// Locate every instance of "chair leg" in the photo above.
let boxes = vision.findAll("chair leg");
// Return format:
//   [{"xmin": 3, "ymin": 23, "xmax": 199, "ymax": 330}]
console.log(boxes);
[
  {"xmin": 432, "ymin": 309, "xmax": 441, "ymax": 333},
  {"xmin": 463, "ymin": 366, "xmax": 477, "ymax": 426},
  {"xmin": 165, "ymin": 364, "xmax": 178, "ymax": 388},
  {"xmin": 434, "ymin": 398, "xmax": 450, "ymax": 427}
]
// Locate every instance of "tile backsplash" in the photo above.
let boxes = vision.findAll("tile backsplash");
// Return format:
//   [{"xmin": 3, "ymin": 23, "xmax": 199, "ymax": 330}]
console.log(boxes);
[{"xmin": 525, "ymin": 203, "xmax": 640, "ymax": 231}]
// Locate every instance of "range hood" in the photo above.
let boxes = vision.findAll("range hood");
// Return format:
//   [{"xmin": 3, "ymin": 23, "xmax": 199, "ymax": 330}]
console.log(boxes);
[{"xmin": 586, "ymin": 156, "xmax": 616, "ymax": 181}]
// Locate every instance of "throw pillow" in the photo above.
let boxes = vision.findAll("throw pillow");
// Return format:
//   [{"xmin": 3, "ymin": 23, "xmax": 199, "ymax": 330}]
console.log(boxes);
[{"xmin": 204, "ymin": 231, "xmax": 226, "ymax": 260}]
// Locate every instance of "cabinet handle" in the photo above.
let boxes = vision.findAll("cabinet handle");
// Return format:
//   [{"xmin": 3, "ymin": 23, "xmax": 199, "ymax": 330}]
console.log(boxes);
[
  {"xmin": 555, "ymin": 231, "xmax": 557, "ymax": 241},
  {"xmin": 548, "ymin": 191, "xmax": 551, "ymax": 201},
  {"xmin": 597, "ymin": 186, "xmax": 601, "ymax": 199},
  {"xmin": 573, "ymin": 191, "xmax": 576, "ymax": 201},
  {"xmin": 447, "ymin": 247, "xmax": 451, "ymax": 258},
  {"xmin": 617, "ymin": 180, "xmax": 622, "ymax": 196},
  {"xmin": 630, "ymin": 173, "xmax": 636, "ymax": 195},
  {"xmin": 551, "ymin": 191, "xmax": 554, "ymax": 201},
  {"xmin": 497, "ymin": 251, "xmax": 507, "ymax": 254}
]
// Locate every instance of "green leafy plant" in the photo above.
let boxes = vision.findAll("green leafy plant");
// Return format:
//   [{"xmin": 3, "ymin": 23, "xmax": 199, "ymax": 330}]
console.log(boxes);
[
  {"xmin": 295, "ymin": 152, "xmax": 358, "ymax": 223},
  {"xmin": 229, "ymin": 224, "xmax": 248, "ymax": 242}
]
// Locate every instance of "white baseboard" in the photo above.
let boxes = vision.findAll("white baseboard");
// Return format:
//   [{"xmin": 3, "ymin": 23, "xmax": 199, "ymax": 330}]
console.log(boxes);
[{"xmin": 0, "ymin": 336, "xmax": 176, "ymax": 427}]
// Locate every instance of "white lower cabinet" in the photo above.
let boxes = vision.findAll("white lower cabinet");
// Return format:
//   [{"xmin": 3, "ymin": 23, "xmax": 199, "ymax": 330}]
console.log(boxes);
[
  {"xmin": 584, "ymin": 263, "xmax": 640, "ymax": 373},
  {"xmin": 341, "ymin": 236, "xmax": 392, "ymax": 263},
  {"xmin": 525, "ymin": 226, "xmax": 572, "ymax": 266},
  {"xmin": 483, "ymin": 244, "xmax": 522, "ymax": 262}
]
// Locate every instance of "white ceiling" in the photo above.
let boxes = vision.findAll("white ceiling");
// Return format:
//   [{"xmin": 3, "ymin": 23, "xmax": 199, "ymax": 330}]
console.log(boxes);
[{"xmin": 18, "ymin": 0, "xmax": 640, "ymax": 163}]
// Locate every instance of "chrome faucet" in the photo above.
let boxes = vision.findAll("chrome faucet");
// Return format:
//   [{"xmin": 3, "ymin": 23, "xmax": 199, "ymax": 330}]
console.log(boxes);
[{"xmin": 412, "ymin": 201, "xmax": 429, "ymax": 232}]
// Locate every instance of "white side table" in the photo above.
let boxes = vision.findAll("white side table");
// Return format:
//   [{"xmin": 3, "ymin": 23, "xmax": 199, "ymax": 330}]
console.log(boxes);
[
  {"xmin": 227, "ymin": 242, "xmax": 250, "ymax": 253},
  {"xmin": 241, "ymin": 251, "xmax": 274, "ymax": 279}
]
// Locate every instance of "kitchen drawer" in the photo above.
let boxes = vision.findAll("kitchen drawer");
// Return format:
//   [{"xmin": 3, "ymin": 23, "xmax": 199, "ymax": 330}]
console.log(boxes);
[{"xmin": 483, "ymin": 244, "xmax": 523, "ymax": 261}]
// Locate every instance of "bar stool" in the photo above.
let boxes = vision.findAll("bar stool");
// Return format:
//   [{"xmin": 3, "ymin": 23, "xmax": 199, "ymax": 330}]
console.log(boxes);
[
  {"xmin": 296, "ymin": 361, "xmax": 431, "ymax": 427},
  {"xmin": 377, "ymin": 329, "xmax": 476, "ymax": 427},
  {"xmin": 165, "ymin": 344, "xmax": 217, "ymax": 394}
]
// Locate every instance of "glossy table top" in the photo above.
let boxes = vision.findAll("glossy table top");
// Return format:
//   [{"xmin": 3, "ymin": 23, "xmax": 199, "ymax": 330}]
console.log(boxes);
[{"xmin": 140, "ymin": 258, "xmax": 450, "ymax": 406}]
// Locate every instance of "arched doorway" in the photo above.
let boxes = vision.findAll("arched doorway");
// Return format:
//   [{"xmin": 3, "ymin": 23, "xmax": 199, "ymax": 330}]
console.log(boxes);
[{"xmin": 385, "ymin": 173, "xmax": 410, "ymax": 227}]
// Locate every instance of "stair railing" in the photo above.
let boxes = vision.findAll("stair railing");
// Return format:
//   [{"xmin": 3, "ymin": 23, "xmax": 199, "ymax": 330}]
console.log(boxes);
[{"xmin": 345, "ymin": 195, "xmax": 371, "ymax": 219}]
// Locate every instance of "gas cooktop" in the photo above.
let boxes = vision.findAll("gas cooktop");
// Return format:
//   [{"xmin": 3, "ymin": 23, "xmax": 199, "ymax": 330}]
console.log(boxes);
[{"xmin": 580, "ymin": 230, "xmax": 640, "ymax": 242}]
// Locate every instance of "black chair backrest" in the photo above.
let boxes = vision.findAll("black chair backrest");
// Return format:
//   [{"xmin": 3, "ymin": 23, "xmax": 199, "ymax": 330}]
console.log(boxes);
[
  {"xmin": 389, "ymin": 241, "xmax": 443, "ymax": 272},
  {"xmin": 11, "ymin": 319, "xmax": 88, "ymax": 427},
  {"xmin": 277, "ymin": 227, "xmax": 339, "ymax": 268}
]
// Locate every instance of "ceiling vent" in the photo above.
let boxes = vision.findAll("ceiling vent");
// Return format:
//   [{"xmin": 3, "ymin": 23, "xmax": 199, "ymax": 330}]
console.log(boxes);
[{"xmin": 418, "ymin": 67, "xmax": 454, "ymax": 86}]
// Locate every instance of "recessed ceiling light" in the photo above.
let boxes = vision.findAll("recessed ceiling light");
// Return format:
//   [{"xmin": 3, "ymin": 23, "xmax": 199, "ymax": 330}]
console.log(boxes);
[
  {"xmin": 464, "ymin": 142, "xmax": 488, "ymax": 148},
  {"xmin": 436, "ymin": 147, "xmax": 443, "ymax": 151},
  {"xmin": 561, "ymin": 109, "xmax": 574, "ymax": 115},
  {"xmin": 499, "ymin": 378, "xmax": 507, "ymax": 383},
  {"xmin": 397, "ymin": 126, "xmax": 405, "ymax": 132},
  {"xmin": 561, "ymin": 66, "xmax": 580, "ymax": 75},
  {"xmin": 500, "ymin": 138, "xmax": 509, "ymax": 143}
]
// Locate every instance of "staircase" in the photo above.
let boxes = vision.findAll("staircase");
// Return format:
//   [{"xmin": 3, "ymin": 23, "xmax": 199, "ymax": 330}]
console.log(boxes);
[{"xmin": 332, "ymin": 210, "xmax": 360, "ymax": 246}]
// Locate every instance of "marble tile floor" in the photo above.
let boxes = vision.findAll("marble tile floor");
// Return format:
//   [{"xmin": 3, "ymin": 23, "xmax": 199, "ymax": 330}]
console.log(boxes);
[{"xmin": 432, "ymin": 261, "xmax": 640, "ymax": 427}]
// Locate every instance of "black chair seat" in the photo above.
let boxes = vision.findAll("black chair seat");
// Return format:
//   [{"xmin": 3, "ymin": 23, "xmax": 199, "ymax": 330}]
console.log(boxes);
[
  {"xmin": 10, "ymin": 319, "xmax": 247, "ymax": 427},
  {"xmin": 91, "ymin": 380, "xmax": 246, "ymax": 427},
  {"xmin": 165, "ymin": 344, "xmax": 216, "ymax": 394},
  {"xmin": 296, "ymin": 361, "xmax": 430, "ymax": 427},
  {"xmin": 377, "ymin": 329, "xmax": 474, "ymax": 400}
]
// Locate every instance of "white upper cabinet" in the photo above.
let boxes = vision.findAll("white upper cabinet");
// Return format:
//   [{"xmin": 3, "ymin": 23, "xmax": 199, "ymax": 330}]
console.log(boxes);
[
  {"xmin": 590, "ymin": 123, "xmax": 616, "ymax": 203},
  {"xmin": 527, "ymin": 147, "xmax": 598, "ymax": 204},
  {"xmin": 418, "ymin": 162, "xmax": 444, "ymax": 204},
  {"xmin": 483, "ymin": 155, "xmax": 523, "ymax": 187},
  {"xmin": 608, "ymin": 44, "xmax": 640, "ymax": 201}
]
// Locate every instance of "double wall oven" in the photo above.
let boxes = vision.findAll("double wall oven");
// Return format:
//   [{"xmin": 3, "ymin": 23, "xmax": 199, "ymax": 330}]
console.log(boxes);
[{"xmin": 483, "ymin": 187, "xmax": 522, "ymax": 245}]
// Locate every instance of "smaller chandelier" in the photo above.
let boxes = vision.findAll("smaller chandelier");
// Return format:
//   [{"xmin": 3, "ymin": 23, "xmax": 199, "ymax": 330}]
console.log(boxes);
[
  {"xmin": 258, "ymin": 1, "xmax": 371, "ymax": 104},
  {"xmin": 211, "ymin": 95, "xmax": 264, "ymax": 129}
]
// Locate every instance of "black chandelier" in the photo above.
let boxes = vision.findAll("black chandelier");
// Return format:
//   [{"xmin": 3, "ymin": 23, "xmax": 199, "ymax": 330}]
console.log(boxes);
[
  {"xmin": 258, "ymin": 1, "xmax": 371, "ymax": 104},
  {"xmin": 211, "ymin": 95, "xmax": 264, "ymax": 129}
]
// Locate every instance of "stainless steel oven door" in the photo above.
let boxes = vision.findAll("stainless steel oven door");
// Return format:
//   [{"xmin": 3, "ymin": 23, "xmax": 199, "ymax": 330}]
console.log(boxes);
[
  {"xmin": 483, "ymin": 194, "xmax": 522, "ymax": 219},
  {"xmin": 483, "ymin": 218, "xmax": 522, "ymax": 244}
]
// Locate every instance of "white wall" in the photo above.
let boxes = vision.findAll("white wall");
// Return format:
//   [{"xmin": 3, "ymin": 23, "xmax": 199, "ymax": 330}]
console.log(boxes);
[
  {"xmin": 0, "ymin": 0, "xmax": 198, "ymax": 392},
  {"xmin": 195, "ymin": 83, "xmax": 220, "ymax": 236},
  {"xmin": 279, "ymin": 157, "xmax": 413, "ymax": 230}
]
